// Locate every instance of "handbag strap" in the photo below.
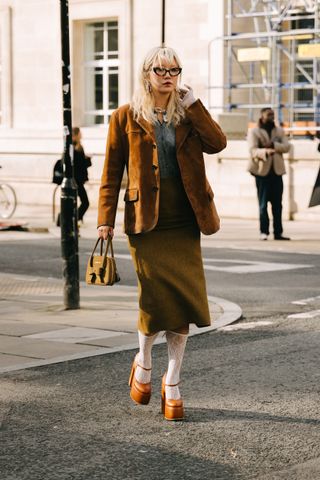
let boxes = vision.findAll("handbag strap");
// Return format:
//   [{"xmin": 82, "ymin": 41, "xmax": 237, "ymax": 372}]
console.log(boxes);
[
  {"xmin": 89, "ymin": 236, "xmax": 114, "ymax": 268},
  {"xmin": 102, "ymin": 236, "xmax": 114, "ymax": 263}
]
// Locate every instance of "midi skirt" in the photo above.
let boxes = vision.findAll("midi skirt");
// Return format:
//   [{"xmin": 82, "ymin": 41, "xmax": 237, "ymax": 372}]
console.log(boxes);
[{"xmin": 128, "ymin": 177, "xmax": 211, "ymax": 334}]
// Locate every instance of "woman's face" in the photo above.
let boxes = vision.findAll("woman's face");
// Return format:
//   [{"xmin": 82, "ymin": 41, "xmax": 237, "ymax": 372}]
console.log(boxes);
[{"xmin": 148, "ymin": 58, "xmax": 181, "ymax": 95}]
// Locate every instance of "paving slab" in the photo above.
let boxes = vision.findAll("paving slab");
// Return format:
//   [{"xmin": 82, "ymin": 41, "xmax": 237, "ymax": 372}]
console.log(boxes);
[
  {"xmin": 77, "ymin": 333, "xmax": 138, "ymax": 348},
  {"xmin": 0, "ymin": 353, "xmax": 39, "ymax": 368},
  {"xmin": 0, "ymin": 320, "xmax": 70, "ymax": 337},
  {"xmin": 0, "ymin": 335, "xmax": 99, "ymax": 359},
  {"xmin": 25, "ymin": 326, "xmax": 130, "ymax": 344}
]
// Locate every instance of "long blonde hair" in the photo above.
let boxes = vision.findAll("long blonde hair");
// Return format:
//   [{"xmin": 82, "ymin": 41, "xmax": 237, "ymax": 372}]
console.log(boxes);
[{"xmin": 130, "ymin": 46, "xmax": 185, "ymax": 127}]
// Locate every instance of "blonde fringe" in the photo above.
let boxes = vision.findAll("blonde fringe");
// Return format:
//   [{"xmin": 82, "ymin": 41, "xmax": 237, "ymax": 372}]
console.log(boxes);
[{"xmin": 130, "ymin": 47, "xmax": 185, "ymax": 127}]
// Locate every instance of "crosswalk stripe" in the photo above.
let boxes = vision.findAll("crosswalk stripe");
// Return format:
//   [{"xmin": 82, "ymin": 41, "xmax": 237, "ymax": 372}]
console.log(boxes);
[
  {"xmin": 292, "ymin": 295, "xmax": 320, "ymax": 305},
  {"xmin": 202, "ymin": 258, "xmax": 313, "ymax": 274},
  {"xmin": 287, "ymin": 310, "xmax": 320, "ymax": 319}
]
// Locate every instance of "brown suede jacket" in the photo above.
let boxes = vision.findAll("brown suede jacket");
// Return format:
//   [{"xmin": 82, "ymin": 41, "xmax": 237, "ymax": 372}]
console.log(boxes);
[{"xmin": 97, "ymin": 99, "xmax": 227, "ymax": 235}]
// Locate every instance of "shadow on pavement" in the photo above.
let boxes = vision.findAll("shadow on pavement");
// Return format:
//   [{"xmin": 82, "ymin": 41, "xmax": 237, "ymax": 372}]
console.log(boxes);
[{"xmin": 184, "ymin": 407, "xmax": 320, "ymax": 426}]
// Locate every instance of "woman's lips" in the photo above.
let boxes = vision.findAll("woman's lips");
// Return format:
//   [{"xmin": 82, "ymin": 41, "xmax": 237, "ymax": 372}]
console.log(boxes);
[{"xmin": 163, "ymin": 82, "xmax": 173, "ymax": 86}]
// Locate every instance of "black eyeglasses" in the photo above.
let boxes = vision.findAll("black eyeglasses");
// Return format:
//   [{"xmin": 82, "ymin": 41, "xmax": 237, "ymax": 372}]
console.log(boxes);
[{"xmin": 152, "ymin": 67, "xmax": 182, "ymax": 77}]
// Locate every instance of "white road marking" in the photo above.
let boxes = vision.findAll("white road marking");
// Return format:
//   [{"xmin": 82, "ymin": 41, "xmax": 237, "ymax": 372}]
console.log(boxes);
[
  {"xmin": 292, "ymin": 295, "xmax": 320, "ymax": 305},
  {"xmin": 202, "ymin": 258, "xmax": 313, "ymax": 274},
  {"xmin": 220, "ymin": 321, "xmax": 273, "ymax": 331},
  {"xmin": 287, "ymin": 310, "xmax": 320, "ymax": 319},
  {"xmin": 85, "ymin": 252, "xmax": 132, "ymax": 260},
  {"xmin": 113, "ymin": 253, "xmax": 132, "ymax": 260},
  {"xmin": 85, "ymin": 253, "xmax": 314, "ymax": 275}
]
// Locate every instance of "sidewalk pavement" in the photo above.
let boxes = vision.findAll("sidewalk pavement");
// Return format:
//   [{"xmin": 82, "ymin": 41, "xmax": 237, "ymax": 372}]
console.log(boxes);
[
  {"xmin": 1, "ymin": 201, "xmax": 319, "ymax": 253},
  {"xmin": 0, "ymin": 203, "xmax": 318, "ymax": 374}
]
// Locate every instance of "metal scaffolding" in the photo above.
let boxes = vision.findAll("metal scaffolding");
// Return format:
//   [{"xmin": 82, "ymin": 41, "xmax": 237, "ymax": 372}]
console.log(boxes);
[{"xmin": 208, "ymin": 0, "xmax": 320, "ymax": 135}]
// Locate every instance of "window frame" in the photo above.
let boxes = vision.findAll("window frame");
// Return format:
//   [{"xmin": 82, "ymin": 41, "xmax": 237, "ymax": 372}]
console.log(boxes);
[
  {"xmin": 83, "ymin": 20, "xmax": 119, "ymax": 127},
  {"xmin": 0, "ymin": 6, "xmax": 12, "ymax": 128}
]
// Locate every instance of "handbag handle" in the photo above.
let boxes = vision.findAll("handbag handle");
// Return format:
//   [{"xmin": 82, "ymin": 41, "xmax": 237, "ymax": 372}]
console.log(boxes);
[{"xmin": 89, "ymin": 236, "xmax": 114, "ymax": 268}]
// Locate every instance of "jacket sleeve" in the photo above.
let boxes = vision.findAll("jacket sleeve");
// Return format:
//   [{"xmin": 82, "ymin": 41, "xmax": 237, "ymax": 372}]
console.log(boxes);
[
  {"xmin": 185, "ymin": 100, "xmax": 227, "ymax": 154},
  {"xmin": 97, "ymin": 111, "xmax": 125, "ymax": 228},
  {"xmin": 248, "ymin": 128, "xmax": 267, "ymax": 162},
  {"xmin": 273, "ymin": 128, "xmax": 290, "ymax": 154}
]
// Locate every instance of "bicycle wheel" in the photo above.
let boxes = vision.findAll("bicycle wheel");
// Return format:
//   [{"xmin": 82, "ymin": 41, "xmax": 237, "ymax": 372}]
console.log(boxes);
[{"xmin": 0, "ymin": 184, "xmax": 17, "ymax": 219}]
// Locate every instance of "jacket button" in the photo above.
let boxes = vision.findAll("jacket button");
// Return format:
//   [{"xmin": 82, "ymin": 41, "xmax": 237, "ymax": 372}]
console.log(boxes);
[
  {"xmin": 152, "ymin": 164, "xmax": 158, "ymax": 170},
  {"xmin": 153, "ymin": 144, "xmax": 157, "ymax": 149},
  {"xmin": 152, "ymin": 186, "xmax": 159, "ymax": 192}
]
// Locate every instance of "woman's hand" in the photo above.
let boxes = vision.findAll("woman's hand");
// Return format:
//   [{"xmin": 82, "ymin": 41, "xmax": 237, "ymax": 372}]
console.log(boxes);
[
  {"xmin": 266, "ymin": 148, "xmax": 275, "ymax": 155},
  {"xmin": 178, "ymin": 84, "xmax": 196, "ymax": 109},
  {"xmin": 97, "ymin": 225, "xmax": 114, "ymax": 240}
]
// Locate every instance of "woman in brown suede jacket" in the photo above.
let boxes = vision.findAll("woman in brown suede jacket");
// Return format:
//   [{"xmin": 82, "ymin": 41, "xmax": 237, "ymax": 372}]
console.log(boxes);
[{"xmin": 98, "ymin": 46, "xmax": 226, "ymax": 421}]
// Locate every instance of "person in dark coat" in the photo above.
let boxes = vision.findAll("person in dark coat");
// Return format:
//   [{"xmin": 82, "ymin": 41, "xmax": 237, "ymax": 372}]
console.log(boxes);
[
  {"xmin": 72, "ymin": 127, "xmax": 91, "ymax": 223},
  {"xmin": 308, "ymin": 140, "xmax": 320, "ymax": 207}
]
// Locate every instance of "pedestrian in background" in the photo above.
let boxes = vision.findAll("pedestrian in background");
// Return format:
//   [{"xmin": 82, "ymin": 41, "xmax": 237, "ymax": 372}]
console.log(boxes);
[
  {"xmin": 247, "ymin": 108, "xmax": 291, "ymax": 241},
  {"xmin": 308, "ymin": 137, "xmax": 320, "ymax": 208},
  {"xmin": 97, "ymin": 46, "xmax": 226, "ymax": 421},
  {"xmin": 72, "ymin": 127, "xmax": 91, "ymax": 225}
]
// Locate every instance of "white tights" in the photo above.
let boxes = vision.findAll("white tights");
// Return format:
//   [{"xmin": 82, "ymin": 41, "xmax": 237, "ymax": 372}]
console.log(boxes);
[
  {"xmin": 165, "ymin": 331, "xmax": 188, "ymax": 400},
  {"xmin": 135, "ymin": 331, "xmax": 158, "ymax": 384},
  {"xmin": 135, "ymin": 329, "xmax": 188, "ymax": 402}
]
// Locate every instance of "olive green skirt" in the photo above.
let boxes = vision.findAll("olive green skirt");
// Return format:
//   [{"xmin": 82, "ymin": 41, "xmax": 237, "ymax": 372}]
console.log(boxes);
[{"xmin": 128, "ymin": 177, "xmax": 211, "ymax": 334}]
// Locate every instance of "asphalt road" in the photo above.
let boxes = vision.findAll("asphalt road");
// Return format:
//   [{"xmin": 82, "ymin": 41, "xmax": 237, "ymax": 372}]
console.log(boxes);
[
  {"xmin": 1, "ymin": 238, "xmax": 320, "ymax": 479},
  {"xmin": 1, "ymin": 314, "xmax": 320, "ymax": 479},
  {"xmin": 0, "ymin": 237, "xmax": 319, "ymax": 317}
]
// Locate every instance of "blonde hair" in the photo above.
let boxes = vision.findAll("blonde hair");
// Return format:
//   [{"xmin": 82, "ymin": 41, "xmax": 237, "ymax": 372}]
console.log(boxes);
[{"xmin": 130, "ymin": 46, "xmax": 185, "ymax": 127}]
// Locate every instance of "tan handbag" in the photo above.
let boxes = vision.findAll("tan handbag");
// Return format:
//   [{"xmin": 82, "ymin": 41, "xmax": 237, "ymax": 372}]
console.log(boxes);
[{"xmin": 86, "ymin": 237, "xmax": 120, "ymax": 286}]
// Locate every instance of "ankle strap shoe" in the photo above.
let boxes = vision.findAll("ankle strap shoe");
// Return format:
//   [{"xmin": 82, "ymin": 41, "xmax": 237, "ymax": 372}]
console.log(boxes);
[
  {"xmin": 128, "ymin": 356, "xmax": 152, "ymax": 405},
  {"xmin": 161, "ymin": 374, "xmax": 184, "ymax": 421}
]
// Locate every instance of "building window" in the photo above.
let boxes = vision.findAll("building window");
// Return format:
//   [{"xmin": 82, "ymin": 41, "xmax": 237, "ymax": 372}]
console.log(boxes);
[
  {"xmin": 0, "ymin": 61, "xmax": 2, "ymax": 126},
  {"xmin": 84, "ymin": 20, "xmax": 119, "ymax": 126},
  {"xmin": 0, "ymin": 6, "xmax": 12, "ymax": 128}
]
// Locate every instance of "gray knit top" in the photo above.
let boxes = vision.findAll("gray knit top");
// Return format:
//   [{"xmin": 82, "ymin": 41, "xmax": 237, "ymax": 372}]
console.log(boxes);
[{"xmin": 154, "ymin": 121, "xmax": 181, "ymax": 178}]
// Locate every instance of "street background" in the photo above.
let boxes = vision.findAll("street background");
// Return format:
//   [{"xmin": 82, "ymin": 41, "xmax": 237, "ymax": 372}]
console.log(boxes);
[
  {"xmin": 1, "ymin": 0, "xmax": 320, "ymax": 478},
  {"xmin": 1, "ymin": 204, "xmax": 319, "ymax": 479}
]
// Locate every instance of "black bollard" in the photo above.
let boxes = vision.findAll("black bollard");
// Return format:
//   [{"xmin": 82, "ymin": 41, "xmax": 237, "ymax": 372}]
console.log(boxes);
[
  {"xmin": 59, "ymin": 0, "xmax": 80, "ymax": 309},
  {"xmin": 161, "ymin": 0, "xmax": 166, "ymax": 47}
]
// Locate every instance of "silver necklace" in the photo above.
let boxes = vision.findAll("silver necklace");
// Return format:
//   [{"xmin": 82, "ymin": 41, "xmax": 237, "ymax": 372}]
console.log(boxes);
[{"xmin": 154, "ymin": 107, "xmax": 167, "ymax": 123}]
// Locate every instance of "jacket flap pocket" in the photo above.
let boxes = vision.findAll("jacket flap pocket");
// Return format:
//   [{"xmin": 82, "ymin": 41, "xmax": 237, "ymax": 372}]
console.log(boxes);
[
  {"xmin": 125, "ymin": 128, "xmax": 143, "ymax": 135},
  {"xmin": 124, "ymin": 188, "xmax": 139, "ymax": 202}
]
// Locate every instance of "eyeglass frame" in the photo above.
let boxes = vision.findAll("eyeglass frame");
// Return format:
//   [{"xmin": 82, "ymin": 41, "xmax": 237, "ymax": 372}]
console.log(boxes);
[{"xmin": 151, "ymin": 67, "xmax": 182, "ymax": 77}]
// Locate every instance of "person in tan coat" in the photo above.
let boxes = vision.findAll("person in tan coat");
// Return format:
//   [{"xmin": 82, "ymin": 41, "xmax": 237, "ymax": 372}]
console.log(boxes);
[
  {"xmin": 97, "ymin": 46, "xmax": 226, "ymax": 421},
  {"xmin": 248, "ymin": 108, "xmax": 291, "ymax": 240}
]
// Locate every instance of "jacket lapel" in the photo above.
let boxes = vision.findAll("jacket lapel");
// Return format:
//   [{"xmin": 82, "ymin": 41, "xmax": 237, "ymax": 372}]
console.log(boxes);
[
  {"xmin": 135, "ymin": 117, "xmax": 155, "ymax": 142},
  {"xmin": 258, "ymin": 128, "xmax": 270, "ymax": 145}
]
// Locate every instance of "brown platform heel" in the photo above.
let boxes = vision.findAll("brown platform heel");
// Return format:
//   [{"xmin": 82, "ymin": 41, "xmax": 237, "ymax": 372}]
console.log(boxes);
[
  {"xmin": 161, "ymin": 374, "xmax": 184, "ymax": 421},
  {"xmin": 128, "ymin": 355, "xmax": 152, "ymax": 405}
]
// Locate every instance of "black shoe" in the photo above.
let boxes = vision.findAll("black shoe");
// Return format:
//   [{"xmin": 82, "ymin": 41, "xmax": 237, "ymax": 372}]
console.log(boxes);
[{"xmin": 274, "ymin": 235, "xmax": 290, "ymax": 241}]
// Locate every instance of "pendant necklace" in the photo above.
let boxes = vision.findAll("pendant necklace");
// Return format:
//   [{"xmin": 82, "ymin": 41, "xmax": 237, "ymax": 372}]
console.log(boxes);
[{"xmin": 154, "ymin": 107, "xmax": 167, "ymax": 123}]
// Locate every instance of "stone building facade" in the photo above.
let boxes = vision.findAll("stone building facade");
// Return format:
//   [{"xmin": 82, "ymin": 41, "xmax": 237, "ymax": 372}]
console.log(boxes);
[{"xmin": 0, "ymin": 0, "xmax": 319, "ymax": 221}]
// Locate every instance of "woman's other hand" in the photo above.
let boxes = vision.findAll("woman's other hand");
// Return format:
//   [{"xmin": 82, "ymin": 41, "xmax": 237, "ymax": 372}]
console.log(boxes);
[
  {"xmin": 97, "ymin": 225, "xmax": 114, "ymax": 240},
  {"xmin": 178, "ymin": 84, "xmax": 196, "ymax": 109}
]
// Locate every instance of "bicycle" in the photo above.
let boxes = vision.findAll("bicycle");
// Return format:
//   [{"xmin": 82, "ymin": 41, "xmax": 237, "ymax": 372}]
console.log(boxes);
[{"xmin": 0, "ymin": 166, "xmax": 17, "ymax": 219}]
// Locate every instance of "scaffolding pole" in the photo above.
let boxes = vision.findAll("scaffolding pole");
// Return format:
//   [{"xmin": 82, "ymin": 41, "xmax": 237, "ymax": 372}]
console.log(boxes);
[{"xmin": 208, "ymin": 0, "xmax": 320, "ymax": 134}]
